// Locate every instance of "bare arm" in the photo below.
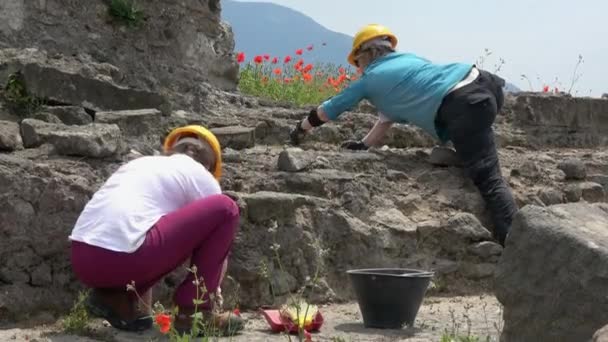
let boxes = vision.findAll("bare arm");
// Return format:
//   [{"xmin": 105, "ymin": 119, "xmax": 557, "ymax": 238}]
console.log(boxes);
[{"xmin": 362, "ymin": 119, "xmax": 393, "ymax": 147}]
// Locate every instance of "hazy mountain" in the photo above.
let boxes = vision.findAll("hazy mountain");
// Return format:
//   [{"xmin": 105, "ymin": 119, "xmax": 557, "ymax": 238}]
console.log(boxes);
[
  {"xmin": 222, "ymin": 0, "xmax": 353, "ymax": 67},
  {"xmin": 222, "ymin": 0, "xmax": 521, "ymax": 92}
]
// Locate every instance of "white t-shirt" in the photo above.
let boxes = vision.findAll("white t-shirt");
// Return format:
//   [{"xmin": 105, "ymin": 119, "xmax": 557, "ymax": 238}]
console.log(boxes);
[{"xmin": 69, "ymin": 154, "xmax": 221, "ymax": 253}]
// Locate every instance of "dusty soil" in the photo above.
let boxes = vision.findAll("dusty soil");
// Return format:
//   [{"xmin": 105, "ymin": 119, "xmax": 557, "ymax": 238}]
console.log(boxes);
[{"xmin": 0, "ymin": 295, "xmax": 501, "ymax": 342}]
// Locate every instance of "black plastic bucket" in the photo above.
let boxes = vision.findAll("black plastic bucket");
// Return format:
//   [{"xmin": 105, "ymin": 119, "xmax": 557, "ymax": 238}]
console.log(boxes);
[{"xmin": 347, "ymin": 268, "xmax": 434, "ymax": 329}]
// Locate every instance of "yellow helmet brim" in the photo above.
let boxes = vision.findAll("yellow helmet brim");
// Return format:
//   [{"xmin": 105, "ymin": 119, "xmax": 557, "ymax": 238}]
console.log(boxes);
[{"xmin": 163, "ymin": 125, "xmax": 223, "ymax": 180}]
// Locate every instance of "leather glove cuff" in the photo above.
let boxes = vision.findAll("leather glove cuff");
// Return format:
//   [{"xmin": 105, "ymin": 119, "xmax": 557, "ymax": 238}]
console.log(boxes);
[{"xmin": 306, "ymin": 108, "xmax": 325, "ymax": 127}]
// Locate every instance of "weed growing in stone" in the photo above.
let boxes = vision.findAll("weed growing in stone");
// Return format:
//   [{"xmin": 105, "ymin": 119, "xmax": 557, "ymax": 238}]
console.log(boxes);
[
  {"xmin": 439, "ymin": 301, "xmax": 503, "ymax": 342},
  {"xmin": 127, "ymin": 266, "xmax": 241, "ymax": 341},
  {"xmin": 61, "ymin": 290, "xmax": 91, "ymax": 335},
  {"xmin": 259, "ymin": 220, "xmax": 329, "ymax": 342},
  {"xmin": 108, "ymin": 0, "xmax": 144, "ymax": 27},
  {"xmin": 2, "ymin": 72, "xmax": 42, "ymax": 117}
]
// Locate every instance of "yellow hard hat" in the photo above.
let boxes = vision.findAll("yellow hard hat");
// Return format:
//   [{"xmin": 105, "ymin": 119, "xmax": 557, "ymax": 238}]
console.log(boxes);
[
  {"xmin": 348, "ymin": 24, "xmax": 398, "ymax": 67},
  {"xmin": 163, "ymin": 125, "xmax": 223, "ymax": 180}
]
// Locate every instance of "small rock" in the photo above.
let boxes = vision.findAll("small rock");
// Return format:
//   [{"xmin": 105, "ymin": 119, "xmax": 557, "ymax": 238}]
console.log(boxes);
[
  {"xmin": 511, "ymin": 160, "xmax": 541, "ymax": 179},
  {"xmin": 371, "ymin": 208, "xmax": 416, "ymax": 232},
  {"xmin": 468, "ymin": 241, "xmax": 503, "ymax": 259},
  {"xmin": 446, "ymin": 213, "xmax": 493, "ymax": 241},
  {"xmin": 558, "ymin": 158, "xmax": 587, "ymax": 180},
  {"xmin": 44, "ymin": 106, "xmax": 92, "ymax": 125},
  {"xmin": 429, "ymin": 146, "xmax": 461, "ymax": 167},
  {"xmin": 0, "ymin": 120, "xmax": 23, "ymax": 151},
  {"xmin": 395, "ymin": 194, "xmax": 422, "ymax": 215},
  {"xmin": 211, "ymin": 126, "xmax": 255, "ymax": 150},
  {"xmin": 20, "ymin": 119, "xmax": 122, "ymax": 158},
  {"xmin": 564, "ymin": 184, "xmax": 582, "ymax": 203},
  {"xmin": 538, "ymin": 187, "xmax": 564, "ymax": 206},
  {"xmin": 386, "ymin": 169, "xmax": 409, "ymax": 181},
  {"xmin": 462, "ymin": 263, "xmax": 495, "ymax": 279},
  {"xmin": 96, "ymin": 108, "xmax": 161, "ymax": 136},
  {"xmin": 277, "ymin": 148, "xmax": 314, "ymax": 172},
  {"xmin": 589, "ymin": 174, "xmax": 608, "ymax": 192},
  {"xmin": 32, "ymin": 112, "xmax": 63, "ymax": 124},
  {"xmin": 222, "ymin": 148, "xmax": 242, "ymax": 163},
  {"xmin": 580, "ymin": 182, "xmax": 606, "ymax": 203},
  {"xmin": 431, "ymin": 259, "xmax": 459, "ymax": 275}
]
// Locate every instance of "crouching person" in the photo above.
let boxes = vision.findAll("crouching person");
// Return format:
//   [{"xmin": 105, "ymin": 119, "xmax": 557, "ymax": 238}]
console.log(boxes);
[{"xmin": 68, "ymin": 125, "xmax": 244, "ymax": 335}]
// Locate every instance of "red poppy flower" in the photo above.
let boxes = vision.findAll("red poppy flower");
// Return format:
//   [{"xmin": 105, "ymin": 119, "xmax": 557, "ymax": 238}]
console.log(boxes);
[
  {"xmin": 284, "ymin": 77, "xmax": 292, "ymax": 83},
  {"xmin": 294, "ymin": 63, "xmax": 302, "ymax": 71},
  {"xmin": 303, "ymin": 64, "xmax": 313, "ymax": 73},
  {"xmin": 306, "ymin": 45, "xmax": 313, "ymax": 51},
  {"xmin": 155, "ymin": 313, "xmax": 172, "ymax": 334},
  {"xmin": 284, "ymin": 55, "xmax": 292, "ymax": 63},
  {"xmin": 295, "ymin": 59, "xmax": 304, "ymax": 67},
  {"xmin": 338, "ymin": 67, "xmax": 346, "ymax": 75},
  {"xmin": 233, "ymin": 308, "xmax": 241, "ymax": 316},
  {"xmin": 273, "ymin": 68, "xmax": 282, "ymax": 75},
  {"xmin": 236, "ymin": 52, "xmax": 245, "ymax": 63},
  {"xmin": 543, "ymin": 85, "xmax": 549, "ymax": 92},
  {"xmin": 303, "ymin": 73, "xmax": 313, "ymax": 82},
  {"xmin": 295, "ymin": 49, "xmax": 303, "ymax": 55},
  {"xmin": 263, "ymin": 54, "xmax": 270, "ymax": 60},
  {"xmin": 254, "ymin": 55, "xmax": 263, "ymax": 64},
  {"xmin": 272, "ymin": 57, "xmax": 278, "ymax": 64}
]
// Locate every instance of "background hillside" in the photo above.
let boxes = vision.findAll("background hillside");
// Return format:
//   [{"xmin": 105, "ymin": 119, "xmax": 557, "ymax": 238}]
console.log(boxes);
[{"xmin": 222, "ymin": 0, "xmax": 521, "ymax": 92}]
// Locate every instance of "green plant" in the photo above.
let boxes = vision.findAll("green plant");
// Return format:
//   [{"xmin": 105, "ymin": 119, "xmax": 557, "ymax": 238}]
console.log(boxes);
[
  {"xmin": 108, "ymin": 0, "xmax": 144, "ymax": 27},
  {"xmin": 3, "ymin": 72, "xmax": 42, "ymax": 117},
  {"xmin": 127, "ymin": 266, "xmax": 241, "ymax": 341},
  {"xmin": 258, "ymin": 220, "xmax": 328, "ymax": 342},
  {"xmin": 61, "ymin": 290, "xmax": 91, "ymax": 335}
]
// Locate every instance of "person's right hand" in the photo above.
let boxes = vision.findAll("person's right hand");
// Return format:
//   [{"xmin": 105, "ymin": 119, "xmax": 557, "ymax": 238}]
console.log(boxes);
[{"xmin": 289, "ymin": 121, "xmax": 306, "ymax": 145}]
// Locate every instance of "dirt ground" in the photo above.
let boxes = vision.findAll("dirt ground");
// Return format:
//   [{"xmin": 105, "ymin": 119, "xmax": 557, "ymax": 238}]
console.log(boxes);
[{"xmin": 0, "ymin": 295, "xmax": 502, "ymax": 342}]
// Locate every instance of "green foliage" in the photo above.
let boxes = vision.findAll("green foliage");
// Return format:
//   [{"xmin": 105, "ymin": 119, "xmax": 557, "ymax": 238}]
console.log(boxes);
[
  {"xmin": 237, "ymin": 60, "xmax": 357, "ymax": 107},
  {"xmin": 108, "ymin": 0, "xmax": 144, "ymax": 27},
  {"xmin": 61, "ymin": 291, "xmax": 91, "ymax": 335},
  {"xmin": 3, "ymin": 72, "xmax": 42, "ymax": 117}
]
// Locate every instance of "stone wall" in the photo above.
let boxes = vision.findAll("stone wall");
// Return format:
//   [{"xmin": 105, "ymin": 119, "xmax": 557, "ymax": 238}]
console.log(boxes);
[
  {"xmin": 0, "ymin": 0, "xmax": 238, "ymax": 93},
  {"xmin": 504, "ymin": 93, "xmax": 608, "ymax": 148}
]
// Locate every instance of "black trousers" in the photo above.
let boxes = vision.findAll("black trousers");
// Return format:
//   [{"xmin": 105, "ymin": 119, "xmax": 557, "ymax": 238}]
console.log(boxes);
[{"xmin": 435, "ymin": 69, "xmax": 517, "ymax": 246}]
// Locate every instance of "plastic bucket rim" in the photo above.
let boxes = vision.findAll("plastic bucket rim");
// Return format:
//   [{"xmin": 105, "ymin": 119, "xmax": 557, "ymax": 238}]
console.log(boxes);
[{"xmin": 346, "ymin": 268, "xmax": 435, "ymax": 278}]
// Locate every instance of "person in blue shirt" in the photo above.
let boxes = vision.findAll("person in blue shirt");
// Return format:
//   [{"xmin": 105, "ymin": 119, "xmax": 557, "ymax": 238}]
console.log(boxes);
[{"xmin": 289, "ymin": 24, "xmax": 517, "ymax": 246}]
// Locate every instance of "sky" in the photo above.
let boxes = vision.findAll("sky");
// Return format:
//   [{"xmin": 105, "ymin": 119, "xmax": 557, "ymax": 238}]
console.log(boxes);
[{"xmin": 236, "ymin": 0, "xmax": 607, "ymax": 96}]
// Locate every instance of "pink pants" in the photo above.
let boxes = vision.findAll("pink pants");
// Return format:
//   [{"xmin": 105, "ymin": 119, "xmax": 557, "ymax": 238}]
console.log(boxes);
[{"xmin": 71, "ymin": 194, "xmax": 240, "ymax": 310}]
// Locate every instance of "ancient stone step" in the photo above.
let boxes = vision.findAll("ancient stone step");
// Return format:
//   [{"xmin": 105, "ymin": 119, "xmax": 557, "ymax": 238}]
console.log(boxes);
[
  {"xmin": 0, "ymin": 48, "xmax": 171, "ymax": 115},
  {"xmin": 96, "ymin": 108, "xmax": 161, "ymax": 136},
  {"xmin": 0, "ymin": 120, "xmax": 23, "ymax": 151},
  {"xmin": 20, "ymin": 118, "xmax": 122, "ymax": 158},
  {"xmin": 237, "ymin": 191, "xmax": 328, "ymax": 223},
  {"xmin": 211, "ymin": 126, "xmax": 255, "ymax": 150},
  {"xmin": 43, "ymin": 106, "xmax": 92, "ymax": 125}
]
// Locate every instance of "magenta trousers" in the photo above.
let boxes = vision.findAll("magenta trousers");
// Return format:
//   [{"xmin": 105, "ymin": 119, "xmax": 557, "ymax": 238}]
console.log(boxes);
[{"xmin": 71, "ymin": 194, "xmax": 240, "ymax": 310}]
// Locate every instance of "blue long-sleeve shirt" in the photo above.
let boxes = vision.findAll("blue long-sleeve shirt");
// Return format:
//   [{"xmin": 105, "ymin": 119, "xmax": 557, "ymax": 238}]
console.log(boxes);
[{"xmin": 321, "ymin": 52, "xmax": 473, "ymax": 142}]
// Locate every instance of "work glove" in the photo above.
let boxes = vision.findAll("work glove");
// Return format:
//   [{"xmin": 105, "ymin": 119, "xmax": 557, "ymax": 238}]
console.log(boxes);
[
  {"xmin": 341, "ymin": 140, "xmax": 368, "ymax": 150},
  {"xmin": 289, "ymin": 120, "xmax": 306, "ymax": 145}
]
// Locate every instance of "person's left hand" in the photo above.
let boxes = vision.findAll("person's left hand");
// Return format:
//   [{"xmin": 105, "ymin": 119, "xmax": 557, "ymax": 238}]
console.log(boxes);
[
  {"xmin": 341, "ymin": 140, "xmax": 368, "ymax": 150},
  {"xmin": 289, "ymin": 121, "xmax": 307, "ymax": 145}
]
